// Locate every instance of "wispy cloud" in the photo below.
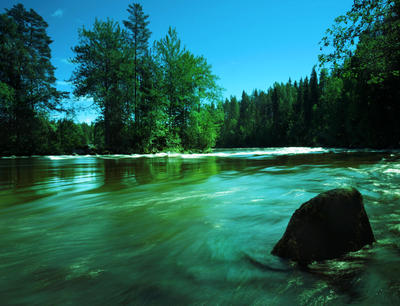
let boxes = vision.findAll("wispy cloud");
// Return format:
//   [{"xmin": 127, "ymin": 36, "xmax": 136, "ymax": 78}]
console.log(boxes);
[{"xmin": 52, "ymin": 9, "xmax": 64, "ymax": 18}]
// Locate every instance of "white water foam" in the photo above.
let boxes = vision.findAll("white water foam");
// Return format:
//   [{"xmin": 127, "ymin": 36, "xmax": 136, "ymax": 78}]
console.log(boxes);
[
  {"xmin": 177, "ymin": 147, "xmax": 329, "ymax": 159},
  {"xmin": 384, "ymin": 168, "xmax": 400, "ymax": 174},
  {"xmin": 47, "ymin": 155, "xmax": 93, "ymax": 160},
  {"xmin": 4, "ymin": 147, "xmax": 332, "ymax": 160}
]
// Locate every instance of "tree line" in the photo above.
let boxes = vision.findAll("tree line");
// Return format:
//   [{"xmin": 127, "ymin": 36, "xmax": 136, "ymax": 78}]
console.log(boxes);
[
  {"xmin": 219, "ymin": 0, "xmax": 400, "ymax": 148},
  {"xmin": 1, "ymin": 1, "xmax": 399, "ymax": 155}
]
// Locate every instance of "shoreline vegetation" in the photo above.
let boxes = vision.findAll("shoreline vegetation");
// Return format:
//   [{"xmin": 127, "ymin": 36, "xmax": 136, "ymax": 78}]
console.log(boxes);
[{"xmin": 1, "ymin": 1, "xmax": 399, "ymax": 156}]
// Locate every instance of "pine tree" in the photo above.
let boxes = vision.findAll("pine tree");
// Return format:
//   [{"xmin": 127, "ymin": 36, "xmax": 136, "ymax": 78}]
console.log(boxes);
[
  {"xmin": 309, "ymin": 67, "xmax": 319, "ymax": 143},
  {"xmin": 271, "ymin": 85, "xmax": 280, "ymax": 144},
  {"xmin": 123, "ymin": 3, "xmax": 152, "ymax": 128},
  {"xmin": 0, "ymin": 4, "xmax": 67, "ymax": 155}
]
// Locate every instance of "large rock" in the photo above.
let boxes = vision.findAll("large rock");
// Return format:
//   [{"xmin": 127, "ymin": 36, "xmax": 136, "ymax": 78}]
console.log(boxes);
[{"xmin": 271, "ymin": 188, "xmax": 375, "ymax": 264}]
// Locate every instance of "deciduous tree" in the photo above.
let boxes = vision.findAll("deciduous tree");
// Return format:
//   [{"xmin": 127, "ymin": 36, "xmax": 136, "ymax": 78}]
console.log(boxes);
[{"xmin": 70, "ymin": 19, "xmax": 135, "ymax": 152}]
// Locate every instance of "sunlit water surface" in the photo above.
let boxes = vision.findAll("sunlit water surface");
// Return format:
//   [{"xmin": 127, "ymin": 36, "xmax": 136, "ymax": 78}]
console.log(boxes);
[{"xmin": 1, "ymin": 148, "xmax": 400, "ymax": 305}]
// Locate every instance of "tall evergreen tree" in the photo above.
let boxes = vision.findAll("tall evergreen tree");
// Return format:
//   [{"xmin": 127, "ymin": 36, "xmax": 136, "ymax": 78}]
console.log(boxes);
[
  {"xmin": 271, "ymin": 86, "xmax": 280, "ymax": 143},
  {"xmin": 0, "ymin": 4, "xmax": 67, "ymax": 154},
  {"xmin": 309, "ymin": 66, "xmax": 319, "ymax": 143},
  {"xmin": 123, "ymin": 3, "xmax": 152, "ymax": 127},
  {"xmin": 238, "ymin": 91, "xmax": 251, "ymax": 145}
]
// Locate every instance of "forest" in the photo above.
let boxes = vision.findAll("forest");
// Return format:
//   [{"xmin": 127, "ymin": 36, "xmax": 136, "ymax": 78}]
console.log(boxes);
[{"xmin": 0, "ymin": 1, "xmax": 399, "ymax": 155}]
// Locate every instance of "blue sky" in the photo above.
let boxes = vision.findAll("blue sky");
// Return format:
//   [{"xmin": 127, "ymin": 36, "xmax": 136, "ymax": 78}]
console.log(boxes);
[{"xmin": 2, "ymin": 0, "xmax": 354, "ymax": 123}]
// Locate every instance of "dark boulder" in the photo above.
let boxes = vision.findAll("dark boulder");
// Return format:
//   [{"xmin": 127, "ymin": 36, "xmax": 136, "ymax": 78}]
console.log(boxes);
[{"xmin": 271, "ymin": 188, "xmax": 375, "ymax": 264}]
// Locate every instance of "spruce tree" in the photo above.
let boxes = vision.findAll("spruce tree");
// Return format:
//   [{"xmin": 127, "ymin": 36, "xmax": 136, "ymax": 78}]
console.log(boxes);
[{"xmin": 123, "ymin": 3, "xmax": 152, "ymax": 128}]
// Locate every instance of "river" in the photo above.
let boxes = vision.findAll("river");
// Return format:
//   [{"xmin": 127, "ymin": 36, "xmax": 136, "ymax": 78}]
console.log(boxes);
[{"xmin": 1, "ymin": 148, "xmax": 399, "ymax": 305}]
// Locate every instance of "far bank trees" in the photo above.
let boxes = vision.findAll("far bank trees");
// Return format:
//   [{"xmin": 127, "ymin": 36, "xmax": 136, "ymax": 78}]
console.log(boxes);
[{"xmin": 71, "ymin": 3, "xmax": 222, "ymax": 153}]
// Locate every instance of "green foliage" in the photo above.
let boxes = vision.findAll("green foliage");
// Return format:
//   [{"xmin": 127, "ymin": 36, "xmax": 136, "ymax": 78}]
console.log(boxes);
[
  {"xmin": 69, "ymin": 8, "xmax": 221, "ymax": 153},
  {"xmin": 318, "ymin": 0, "xmax": 400, "ymax": 147},
  {"xmin": 123, "ymin": 3, "xmax": 152, "ymax": 130},
  {"xmin": 153, "ymin": 26, "xmax": 222, "ymax": 151},
  {"xmin": 0, "ymin": 4, "xmax": 68, "ymax": 155},
  {"xmin": 0, "ymin": 82, "xmax": 15, "ymax": 154},
  {"xmin": 71, "ymin": 19, "xmax": 135, "ymax": 152},
  {"xmin": 123, "ymin": 3, "xmax": 151, "ymax": 58},
  {"xmin": 320, "ymin": 0, "xmax": 400, "ymax": 69},
  {"xmin": 56, "ymin": 119, "xmax": 86, "ymax": 154},
  {"xmin": 185, "ymin": 103, "xmax": 224, "ymax": 150}
]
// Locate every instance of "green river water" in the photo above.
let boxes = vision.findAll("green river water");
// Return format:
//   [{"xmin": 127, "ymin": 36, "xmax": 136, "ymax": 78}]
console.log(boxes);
[{"xmin": 0, "ymin": 148, "xmax": 399, "ymax": 305}]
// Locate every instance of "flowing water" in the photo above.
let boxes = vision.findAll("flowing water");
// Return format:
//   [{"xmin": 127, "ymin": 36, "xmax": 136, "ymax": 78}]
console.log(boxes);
[{"xmin": 1, "ymin": 148, "xmax": 400, "ymax": 305}]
